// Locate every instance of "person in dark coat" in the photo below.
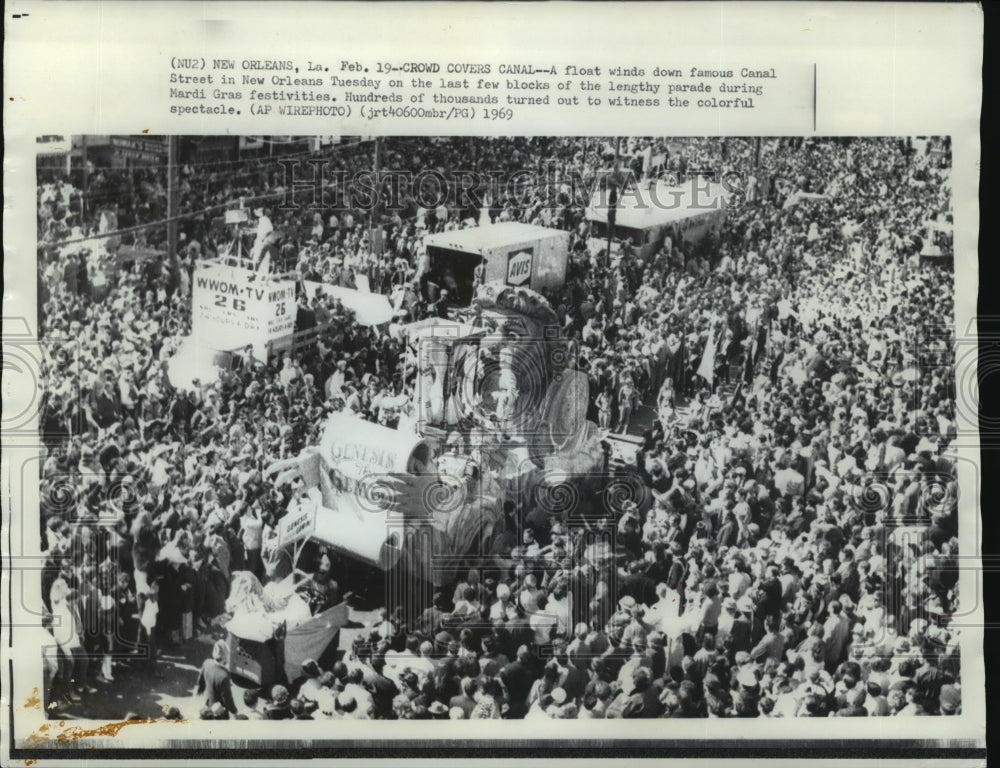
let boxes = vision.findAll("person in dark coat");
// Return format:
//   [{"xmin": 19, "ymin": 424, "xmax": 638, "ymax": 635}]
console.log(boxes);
[
  {"xmin": 716, "ymin": 511, "xmax": 740, "ymax": 549},
  {"xmin": 448, "ymin": 677, "xmax": 479, "ymax": 718},
  {"xmin": 367, "ymin": 655, "xmax": 400, "ymax": 719},
  {"xmin": 416, "ymin": 592, "xmax": 447, "ymax": 639},
  {"xmin": 729, "ymin": 598, "xmax": 754, "ymax": 656},
  {"xmin": 196, "ymin": 639, "xmax": 238, "ymax": 717},
  {"xmin": 620, "ymin": 559, "xmax": 658, "ymax": 608},
  {"xmin": 499, "ymin": 645, "xmax": 537, "ymax": 719},
  {"xmin": 622, "ymin": 667, "xmax": 664, "ymax": 718},
  {"xmin": 295, "ymin": 293, "xmax": 317, "ymax": 333},
  {"xmin": 264, "ymin": 684, "xmax": 293, "ymax": 719}
]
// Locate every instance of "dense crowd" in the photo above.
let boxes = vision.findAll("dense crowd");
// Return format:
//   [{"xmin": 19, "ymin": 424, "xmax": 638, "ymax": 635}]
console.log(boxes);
[{"xmin": 36, "ymin": 135, "xmax": 961, "ymax": 720}]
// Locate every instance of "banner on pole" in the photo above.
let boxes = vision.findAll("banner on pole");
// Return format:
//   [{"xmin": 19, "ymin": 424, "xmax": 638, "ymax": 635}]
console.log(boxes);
[{"xmin": 278, "ymin": 500, "xmax": 317, "ymax": 547}]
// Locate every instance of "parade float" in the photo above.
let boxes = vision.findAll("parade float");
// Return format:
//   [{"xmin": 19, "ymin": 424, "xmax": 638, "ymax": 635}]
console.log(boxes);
[
  {"xmin": 220, "ymin": 280, "xmax": 608, "ymax": 685},
  {"xmin": 224, "ymin": 571, "xmax": 350, "ymax": 688},
  {"xmin": 203, "ymin": 214, "xmax": 607, "ymax": 682},
  {"xmin": 258, "ymin": 280, "xmax": 605, "ymax": 586},
  {"xmin": 167, "ymin": 208, "xmax": 297, "ymax": 389}
]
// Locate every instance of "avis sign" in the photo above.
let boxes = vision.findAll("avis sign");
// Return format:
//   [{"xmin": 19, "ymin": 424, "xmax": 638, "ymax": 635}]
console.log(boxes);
[{"xmin": 506, "ymin": 248, "xmax": 533, "ymax": 287}]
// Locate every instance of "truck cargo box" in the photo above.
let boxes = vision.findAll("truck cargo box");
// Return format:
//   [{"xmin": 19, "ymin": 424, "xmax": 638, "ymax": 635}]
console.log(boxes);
[{"xmin": 422, "ymin": 222, "xmax": 570, "ymax": 304}]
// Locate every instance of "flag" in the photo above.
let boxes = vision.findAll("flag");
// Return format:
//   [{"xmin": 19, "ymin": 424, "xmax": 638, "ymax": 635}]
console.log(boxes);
[
  {"xmin": 281, "ymin": 601, "xmax": 350, "ymax": 683},
  {"xmin": 696, "ymin": 328, "xmax": 717, "ymax": 385}
]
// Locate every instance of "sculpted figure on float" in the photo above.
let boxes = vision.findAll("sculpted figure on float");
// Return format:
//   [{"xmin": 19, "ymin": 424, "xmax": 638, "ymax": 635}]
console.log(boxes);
[{"xmin": 265, "ymin": 282, "xmax": 603, "ymax": 582}]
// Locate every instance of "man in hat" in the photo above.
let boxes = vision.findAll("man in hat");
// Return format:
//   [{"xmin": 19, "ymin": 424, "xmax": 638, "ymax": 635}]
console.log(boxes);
[
  {"xmin": 613, "ymin": 594, "xmax": 637, "ymax": 624},
  {"xmin": 427, "ymin": 700, "xmax": 450, "ymax": 719},
  {"xmin": 732, "ymin": 667, "xmax": 761, "ymax": 717},
  {"xmin": 489, "ymin": 583, "xmax": 516, "ymax": 623},
  {"xmin": 547, "ymin": 687, "xmax": 578, "ymax": 719}
]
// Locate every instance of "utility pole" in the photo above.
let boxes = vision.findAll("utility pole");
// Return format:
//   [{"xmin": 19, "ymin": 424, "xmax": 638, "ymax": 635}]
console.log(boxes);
[
  {"xmin": 80, "ymin": 135, "xmax": 89, "ymax": 218},
  {"xmin": 752, "ymin": 136, "xmax": 763, "ymax": 203},
  {"xmin": 167, "ymin": 135, "xmax": 179, "ymax": 277},
  {"xmin": 604, "ymin": 139, "xmax": 622, "ymax": 270},
  {"xmin": 371, "ymin": 136, "xmax": 384, "ymax": 256},
  {"xmin": 605, "ymin": 185, "xmax": 618, "ymax": 270}
]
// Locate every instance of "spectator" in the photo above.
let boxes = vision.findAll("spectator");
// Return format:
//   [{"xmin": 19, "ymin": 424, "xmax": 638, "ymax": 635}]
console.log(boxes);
[{"xmin": 195, "ymin": 639, "xmax": 238, "ymax": 717}]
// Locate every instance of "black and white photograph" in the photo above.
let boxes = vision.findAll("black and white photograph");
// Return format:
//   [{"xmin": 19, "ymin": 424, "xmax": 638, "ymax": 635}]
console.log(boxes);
[{"xmin": 30, "ymin": 133, "xmax": 965, "ymax": 726}]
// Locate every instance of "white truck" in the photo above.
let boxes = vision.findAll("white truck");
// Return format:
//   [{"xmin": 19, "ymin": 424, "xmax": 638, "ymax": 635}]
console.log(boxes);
[
  {"xmin": 420, "ymin": 221, "xmax": 570, "ymax": 304},
  {"xmin": 586, "ymin": 178, "xmax": 731, "ymax": 260}
]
